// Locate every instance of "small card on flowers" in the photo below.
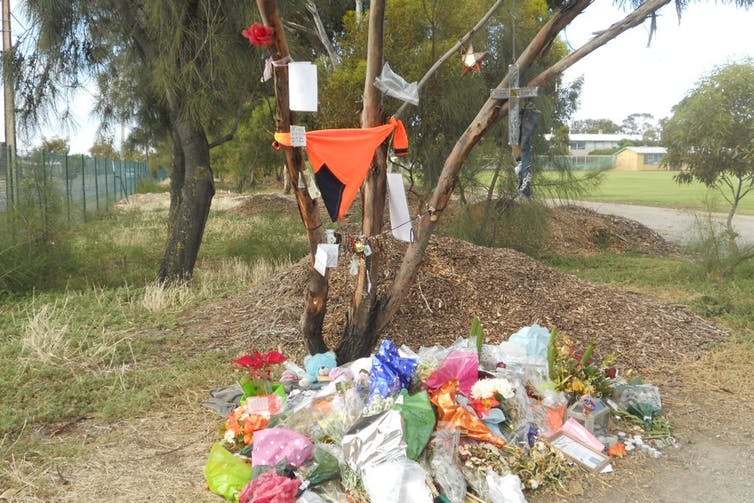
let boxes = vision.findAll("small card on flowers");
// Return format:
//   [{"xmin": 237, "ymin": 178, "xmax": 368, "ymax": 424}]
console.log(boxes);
[{"xmin": 547, "ymin": 430, "xmax": 611, "ymax": 473}]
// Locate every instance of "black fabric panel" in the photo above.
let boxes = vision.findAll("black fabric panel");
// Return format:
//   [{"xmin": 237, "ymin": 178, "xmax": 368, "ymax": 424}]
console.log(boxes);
[{"xmin": 314, "ymin": 164, "xmax": 346, "ymax": 222}]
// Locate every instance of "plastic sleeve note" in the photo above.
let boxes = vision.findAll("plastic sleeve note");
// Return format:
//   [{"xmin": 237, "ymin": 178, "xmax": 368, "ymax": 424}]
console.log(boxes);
[
  {"xmin": 290, "ymin": 125, "xmax": 307, "ymax": 147},
  {"xmin": 387, "ymin": 172, "xmax": 413, "ymax": 242},
  {"xmin": 289, "ymin": 62, "xmax": 318, "ymax": 112},
  {"xmin": 314, "ymin": 244, "xmax": 339, "ymax": 276}
]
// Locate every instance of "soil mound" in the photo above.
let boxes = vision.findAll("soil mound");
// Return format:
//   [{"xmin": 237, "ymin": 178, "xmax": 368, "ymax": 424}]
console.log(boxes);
[{"xmin": 544, "ymin": 204, "xmax": 680, "ymax": 257}]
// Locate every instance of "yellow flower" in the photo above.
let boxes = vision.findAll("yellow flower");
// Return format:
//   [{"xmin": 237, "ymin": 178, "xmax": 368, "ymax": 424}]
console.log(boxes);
[{"xmin": 568, "ymin": 378, "xmax": 585, "ymax": 394}]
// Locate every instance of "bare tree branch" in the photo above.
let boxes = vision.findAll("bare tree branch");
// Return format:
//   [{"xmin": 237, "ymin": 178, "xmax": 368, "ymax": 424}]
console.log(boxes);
[
  {"xmin": 306, "ymin": 0, "xmax": 341, "ymax": 68},
  {"xmin": 393, "ymin": 0, "xmax": 506, "ymax": 119}
]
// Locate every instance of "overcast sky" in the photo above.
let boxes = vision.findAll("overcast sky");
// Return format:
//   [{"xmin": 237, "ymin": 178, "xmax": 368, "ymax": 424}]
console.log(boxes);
[
  {"xmin": 561, "ymin": 1, "xmax": 754, "ymax": 126},
  {"xmin": 4, "ymin": 1, "xmax": 754, "ymax": 153}
]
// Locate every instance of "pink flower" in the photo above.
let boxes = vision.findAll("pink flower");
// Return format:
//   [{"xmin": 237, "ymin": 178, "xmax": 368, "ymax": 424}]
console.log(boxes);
[{"xmin": 239, "ymin": 471, "xmax": 301, "ymax": 503}]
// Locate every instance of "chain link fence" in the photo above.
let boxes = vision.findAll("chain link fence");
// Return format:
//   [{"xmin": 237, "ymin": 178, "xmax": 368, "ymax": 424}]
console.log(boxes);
[
  {"xmin": 1, "ymin": 146, "xmax": 150, "ymax": 224},
  {"xmin": 537, "ymin": 154, "xmax": 616, "ymax": 171}
]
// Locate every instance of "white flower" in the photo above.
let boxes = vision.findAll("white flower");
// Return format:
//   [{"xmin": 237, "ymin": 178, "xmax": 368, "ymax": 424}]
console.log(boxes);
[
  {"xmin": 223, "ymin": 428, "xmax": 237, "ymax": 444},
  {"xmin": 471, "ymin": 378, "xmax": 515, "ymax": 400}
]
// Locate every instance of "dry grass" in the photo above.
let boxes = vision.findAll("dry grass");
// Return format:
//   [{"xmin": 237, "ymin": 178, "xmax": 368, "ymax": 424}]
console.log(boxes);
[
  {"xmin": 141, "ymin": 256, "xmax": 295, "ymax": 315},
  {"xmin": 21, "ymin": 300, "xmax": 72, "ymax": 365},
  {"xmin": 141, "ymin": 282, "xmax": 198, "ymax": 313},
  {"xmin": 20, "ymin": 294, "xmax": 136, "ymax": 373}
]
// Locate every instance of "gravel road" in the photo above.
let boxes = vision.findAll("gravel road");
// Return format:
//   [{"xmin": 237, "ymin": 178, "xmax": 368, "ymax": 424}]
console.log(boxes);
[{"xmin": 561, "ymin": 201, "xmax": 754, "ymax": 246}]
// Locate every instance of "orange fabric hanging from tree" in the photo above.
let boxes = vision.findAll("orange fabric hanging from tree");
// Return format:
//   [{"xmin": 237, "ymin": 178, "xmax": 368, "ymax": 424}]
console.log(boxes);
[{"xmin": 274, "ymin": 117, "xmax": 408, "ymax": 221}]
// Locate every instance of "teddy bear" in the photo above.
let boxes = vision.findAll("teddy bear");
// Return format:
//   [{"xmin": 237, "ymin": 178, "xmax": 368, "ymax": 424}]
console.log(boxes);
[{"xmin": 300, "ymin": 351, "xmax": 338, "ymax": 389}]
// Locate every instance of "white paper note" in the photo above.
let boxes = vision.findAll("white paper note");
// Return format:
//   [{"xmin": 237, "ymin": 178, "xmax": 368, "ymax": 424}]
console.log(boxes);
[
  {"xmin": 314, "ymin": 245, "xmax": 328, "ymax": 276},
  {"xmin": 321, "ymin": 243, "xmax": 339, "ymax": 268},
  {"xmin": 289, "ymin": 62, "xmax": 318, "ymax": 112},
  {"xmin": 387, "ymin": 172, "xmax": 413, "ymax": 242}
]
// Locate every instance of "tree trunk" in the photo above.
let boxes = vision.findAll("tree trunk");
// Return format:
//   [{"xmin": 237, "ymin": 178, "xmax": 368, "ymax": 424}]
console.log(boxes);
[
  {"xmin": 166, "ymin": 127, "xmax": 185, "ymax": 230},
  {"xmin": 159, "ymin": 118, "xmax": 215, "ymax": 282},
  {"xmin": 258, "ymin": 0, "xmax": 329, "ymax": 355},
  {"xmin": 336, "ymin": 0, "xmax": 387, "ymax": 363}
]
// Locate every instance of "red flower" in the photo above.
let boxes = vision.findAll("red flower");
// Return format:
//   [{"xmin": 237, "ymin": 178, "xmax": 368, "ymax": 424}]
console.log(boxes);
[
  {"xmin": 234, "ymin": 350, "xmax": 286, "ymax": 370},
  {"xmin": 234, "ymin": 352, "xmax": 265, "ymax": 370},
  {"xmin": 572, "ymin": 351, "xmax": 594, "ymax": 366},
  {"xmin": 468, "ymin": 397, "xmax": 500, "ymax": 418},
  {"xmin": 242, "ymin": 23, "xmax": 274, "ymax": 47},
  {"xmin": 263, "ymin": 350, "xmax": 286, "ymax": 365}
]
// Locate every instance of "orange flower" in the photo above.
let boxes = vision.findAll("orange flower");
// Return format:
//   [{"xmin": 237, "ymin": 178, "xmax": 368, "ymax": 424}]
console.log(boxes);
[
  {"xmin": 608, "ymin": 442, "xmax": 628, "ymax": 458},
  {"xmin": 225, "ymin": 406, "xmax": 270, "ymax": 445}
]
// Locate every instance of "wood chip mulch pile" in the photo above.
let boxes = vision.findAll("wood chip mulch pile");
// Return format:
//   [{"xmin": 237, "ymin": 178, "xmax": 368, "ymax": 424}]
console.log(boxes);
[{"xmin": 186, "ymin": 197, "xmax": 726, "ymax": 380}]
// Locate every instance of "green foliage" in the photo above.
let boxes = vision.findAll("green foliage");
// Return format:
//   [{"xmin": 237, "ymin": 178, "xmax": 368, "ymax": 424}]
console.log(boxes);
[
  {"xmin": 469, "ymin": 316, "xmax": 484, "ymax": 358},
  {"xmin": 0, "ymin": 215, "xmax": 75, "ymax": 295},
  {"xmin": 548, "ymin": 328, "xmax": 615, "ymax": 397},
  {"xmin": 0, "ymin": 194, "xmax": 304, "ymax": 441},
  {"xmin": 89, "ymin": 138, "xmax": 118, "ymax": 159},
  {"xmin": 211, "ymin": 99, "xmax": 283, "ymax": 192},
  {"xmin": 570, "ymin": 118, "xmax": 621, "ymax": 134},
  {"xmin": 136, "ymin": 177, "xmax": 170, "ymax": 194},
  {"xmin": 663, "ymin": 60, "xmax": 754, "ymax": 232},
  {"xmin": 38, "ymin": 137, "xmax": 70, "ymax": 155},
  {"xmin": 0, "ymin": 161, "xmax": 77, "ymax": 294},
  {"xmin": 214, "ymin": 213, "xmax": 309, "ymax": 265},
  {"xmin": 686, "ymin": 210, "xmax": 754, "ymax": 279},
  {"xmin": 620, "ymin": 113, "xmax": 657, "ymax": 136},
  {"xmin": 442, "ymin": 197, "xmax": 551, "ymax": 257},
  {"xmin": 316, "ymin": 0, "xmax": 575, "ymax": 191},
  {"xmin": 664, "ymin": 61, "xmax": 754, "ymax": 184}
]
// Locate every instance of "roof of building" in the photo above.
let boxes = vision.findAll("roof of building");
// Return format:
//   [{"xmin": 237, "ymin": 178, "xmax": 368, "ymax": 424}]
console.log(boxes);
[
  {"xmin": 569, "ymin": 133, "xmax": 643, "ymax": 142},
  {"xmin": 618, "ymin": 146, "xmax": 667, "ymax": 154}
]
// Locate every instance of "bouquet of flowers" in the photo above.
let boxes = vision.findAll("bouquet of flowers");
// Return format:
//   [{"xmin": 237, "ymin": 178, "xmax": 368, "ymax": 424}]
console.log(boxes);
[
  {"xmin": 233, "ymin": 350, "xmax": 287, "ymax": 399},
  {"xmin": 547, "ymin": 329, "xmax": 616, "ymax": 398},
  {"xmin": 468, "ymin": 377, "xmax": 515, "ymax": 418},
  {"xmin": 224, "ymin": 350, "xmax": 288, "ymax": 448}
]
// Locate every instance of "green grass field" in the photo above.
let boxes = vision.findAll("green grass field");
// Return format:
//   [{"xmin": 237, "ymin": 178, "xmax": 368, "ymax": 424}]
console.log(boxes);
[{"xmin": 559, "ymin": 170, "xmax": 754, "ymax": 215}]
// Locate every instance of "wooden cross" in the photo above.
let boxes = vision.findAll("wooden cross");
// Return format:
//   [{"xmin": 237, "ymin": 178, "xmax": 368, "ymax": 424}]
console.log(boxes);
[{"xmin": 490, "ymin": 63, "xmax": 538, "ymax": 148}]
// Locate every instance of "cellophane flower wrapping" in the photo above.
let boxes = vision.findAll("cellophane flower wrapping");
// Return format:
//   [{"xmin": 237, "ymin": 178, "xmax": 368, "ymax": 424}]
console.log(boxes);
[
  {"xmin": 429, "ymin": 379, "xmax": 507, "ymax": 448},
  {"xmin": 239, "ymin": 470, "xmax": 301, "ymax": 503},
  {"xmin": 251, "ymin": 428, "xmax": 314, "ymax": 468},
  {"xmin": 425, "ymin": 348, "xmax": 479, "ymax": 397},
  {"xmin": 205, "ymin": 442, "xmax": 253, "ymax": 501},
  {"xmin": 342, "ymin": 408, "xmax": 406, "ymax": 473},
  {"xmin": 366, "ymin": 340, "xmax": 418, "ymax": 406}
]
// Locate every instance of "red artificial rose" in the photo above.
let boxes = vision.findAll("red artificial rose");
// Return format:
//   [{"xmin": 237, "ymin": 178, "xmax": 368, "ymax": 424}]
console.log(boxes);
[{"xmin": 242, "ymin": 23, "xmax": 274, "ymax": 47}]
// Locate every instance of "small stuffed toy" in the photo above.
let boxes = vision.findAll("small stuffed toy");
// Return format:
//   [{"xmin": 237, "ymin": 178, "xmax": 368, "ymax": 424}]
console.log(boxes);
[{"xmin": 300, "ymin": 351, "xmax": 338, "ymax": 388}]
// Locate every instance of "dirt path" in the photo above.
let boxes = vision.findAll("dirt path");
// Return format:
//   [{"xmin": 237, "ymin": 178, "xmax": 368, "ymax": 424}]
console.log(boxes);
[{"xmin": 563, "ymin": 201, "xmax": 754, "ymax": 246}]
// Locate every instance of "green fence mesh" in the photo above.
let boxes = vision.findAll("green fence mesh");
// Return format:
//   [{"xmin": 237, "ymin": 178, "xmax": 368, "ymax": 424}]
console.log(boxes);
[{"xmin": 1, "ymin": 147, "xmax": 151, "ymax": 224}]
